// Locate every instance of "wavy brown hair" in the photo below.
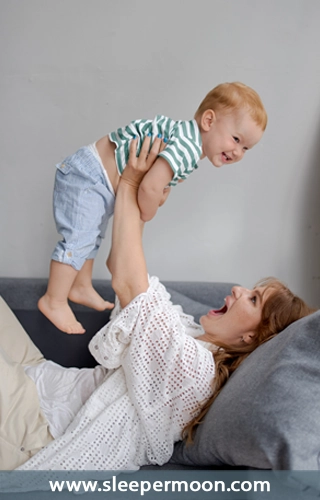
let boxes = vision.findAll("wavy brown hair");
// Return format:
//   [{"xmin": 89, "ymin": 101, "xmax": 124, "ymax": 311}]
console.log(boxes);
[{"xmin": 183, "ymin": 277, "xmax": 316, "ymax": 443}]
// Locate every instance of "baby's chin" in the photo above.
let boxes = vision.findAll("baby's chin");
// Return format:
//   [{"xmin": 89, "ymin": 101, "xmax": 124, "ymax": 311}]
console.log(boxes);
[
  {"xmin": 211, "ymin": 160, "xmax": 223, "ymax": 168},
  {"xmin": 209, "ymin": 154, "xmax": 226, "ymax": 168}
]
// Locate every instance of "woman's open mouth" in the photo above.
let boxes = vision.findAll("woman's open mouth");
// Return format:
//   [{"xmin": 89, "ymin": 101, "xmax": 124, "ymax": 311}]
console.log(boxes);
[{"xmin": 208, "ymin": 302, "xmax": 228, "ymax": 316}]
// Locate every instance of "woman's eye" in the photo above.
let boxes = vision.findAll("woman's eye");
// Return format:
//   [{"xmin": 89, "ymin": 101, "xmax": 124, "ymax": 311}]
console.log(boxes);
[
  {"xmin": 250, "ymin": 296, "xmax": 257, "ymax": 305},
  {"xmin": 233, "ymin": 136, "xmax": 240, "ymax": 143}
]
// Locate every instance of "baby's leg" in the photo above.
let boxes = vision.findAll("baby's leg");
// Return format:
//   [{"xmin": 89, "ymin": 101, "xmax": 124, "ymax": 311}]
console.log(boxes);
[
  {"xmin": 69, "ymin": 259, "xmax": 114, "ymax": 311},
  {"xmin": 38, "ymin": 260, "xmax": 86, "ymax": 334}
]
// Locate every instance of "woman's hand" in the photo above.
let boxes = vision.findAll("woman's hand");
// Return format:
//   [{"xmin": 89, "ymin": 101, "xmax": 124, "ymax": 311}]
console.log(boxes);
[{"xmin": 121, "ymin": 134, "xmax": 165, "ymax": 189}]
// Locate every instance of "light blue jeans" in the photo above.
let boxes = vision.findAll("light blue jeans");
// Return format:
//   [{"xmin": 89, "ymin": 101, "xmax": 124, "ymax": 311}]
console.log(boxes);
[{"xmin": 51, "ymin": 146, "xmax": 115, "ymax": 271}]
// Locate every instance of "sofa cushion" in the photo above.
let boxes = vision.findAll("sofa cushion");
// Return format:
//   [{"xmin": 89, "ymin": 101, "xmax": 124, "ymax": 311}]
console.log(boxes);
[{"xmin": 171, "ymin": 310, "xmax": 320, "ymax": 470}]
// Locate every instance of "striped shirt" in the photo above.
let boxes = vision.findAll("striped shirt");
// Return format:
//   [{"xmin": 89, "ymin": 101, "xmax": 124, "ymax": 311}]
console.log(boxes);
[{"xmin": 109, "ymin": 115, "xmax": 202, "ymax": 186}]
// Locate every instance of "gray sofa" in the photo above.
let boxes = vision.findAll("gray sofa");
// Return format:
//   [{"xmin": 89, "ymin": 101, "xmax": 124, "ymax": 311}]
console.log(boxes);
[
  {"xmin": 1, "ymin": 277, "xmax": 320, "ymax": 473},
  {"xmin": 0, "ymin": 277, "xmax": 235, "ymax": 371}
]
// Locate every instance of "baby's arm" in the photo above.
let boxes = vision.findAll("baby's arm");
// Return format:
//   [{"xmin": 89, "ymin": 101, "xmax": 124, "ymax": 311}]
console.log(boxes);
[{"xmin": 137, "ymin": 157, "xmax": 173, "ymax": 222}]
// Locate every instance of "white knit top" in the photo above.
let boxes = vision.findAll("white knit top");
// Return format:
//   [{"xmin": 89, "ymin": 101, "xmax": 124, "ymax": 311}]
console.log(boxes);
[{"xmin": 20, "ymin": 277, "xmax": 215, "ymax": 471}]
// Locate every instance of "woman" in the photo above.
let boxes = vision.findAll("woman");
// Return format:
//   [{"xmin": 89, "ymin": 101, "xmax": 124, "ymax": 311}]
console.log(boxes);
[{"xmin": 10, "ymin": 136, "xmax": 314, "ymax": 471}]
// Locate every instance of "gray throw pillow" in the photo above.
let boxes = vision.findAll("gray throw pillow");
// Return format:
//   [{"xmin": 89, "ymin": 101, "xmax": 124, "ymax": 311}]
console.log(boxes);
[{"xmin": 171, "ymin": 310, "xmax": 320, "ymax": 470}]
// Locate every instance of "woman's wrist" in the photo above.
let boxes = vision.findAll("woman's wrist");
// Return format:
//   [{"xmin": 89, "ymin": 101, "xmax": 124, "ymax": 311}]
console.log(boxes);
[
  {"xmin": 121, "ymin": 163, "xmax": 146, "ymax": 189},
  {"xmin": 120, "ymin": 175, "xmax": 140, "ymax": 190}
]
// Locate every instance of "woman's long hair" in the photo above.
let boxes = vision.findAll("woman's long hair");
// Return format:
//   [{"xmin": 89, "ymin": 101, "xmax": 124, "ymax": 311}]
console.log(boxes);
[{"xmin": 183, "ymin": 277, "xmax": 316, "ymax": 443}]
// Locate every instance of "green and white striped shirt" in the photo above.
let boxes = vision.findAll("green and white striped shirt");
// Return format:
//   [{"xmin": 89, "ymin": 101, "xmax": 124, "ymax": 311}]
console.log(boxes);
[{"xmin": 109, "ymin": 115, "xmax": 202, "ymax": 186}]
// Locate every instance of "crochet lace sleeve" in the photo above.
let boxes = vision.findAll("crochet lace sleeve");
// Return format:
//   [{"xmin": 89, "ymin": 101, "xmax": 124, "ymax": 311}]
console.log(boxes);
[
  {"xmin": 88, "ymin": 276, "xmax": 172, "ymax": 369},
  {"xmin": 89, "ymin": 276, "xmax": 215, "ymax": 451},
  {"xmin": 89, "ymin": 276, "xmax": 204, "ymax": 369}
]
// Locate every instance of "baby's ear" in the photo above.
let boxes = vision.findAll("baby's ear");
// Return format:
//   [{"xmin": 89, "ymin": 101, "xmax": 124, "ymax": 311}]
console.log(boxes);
[{"xmin": 201, "ymin": 109, "xmax": 216, "ymax": 131}]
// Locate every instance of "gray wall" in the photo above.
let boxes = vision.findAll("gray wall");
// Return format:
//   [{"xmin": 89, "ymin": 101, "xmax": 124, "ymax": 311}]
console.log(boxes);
[{"xmin": 1, "ymin": 0, "xmax": 320, "ymax": 307}]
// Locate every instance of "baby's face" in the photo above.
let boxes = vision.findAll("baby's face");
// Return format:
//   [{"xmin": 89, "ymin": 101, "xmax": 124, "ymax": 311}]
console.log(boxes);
[{"xmin": 201, "ymin": 109, "xmax": 264, "ymax": 167}]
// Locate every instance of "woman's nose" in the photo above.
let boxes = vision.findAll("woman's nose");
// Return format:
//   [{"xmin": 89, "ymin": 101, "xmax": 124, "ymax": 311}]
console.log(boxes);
[
  {"xmin": 232, "ymin": 286, "xmax": 250, "ymax": 298},
  {"xmin": 232, "ymin": 286, "xmax": 241, "ymax": 298}
]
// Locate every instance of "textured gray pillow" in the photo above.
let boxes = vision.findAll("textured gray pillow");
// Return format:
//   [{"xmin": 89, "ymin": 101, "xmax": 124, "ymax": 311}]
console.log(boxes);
[{"xmin": 171, "ymin": 310, "xmax": 320, "ymax": 470}]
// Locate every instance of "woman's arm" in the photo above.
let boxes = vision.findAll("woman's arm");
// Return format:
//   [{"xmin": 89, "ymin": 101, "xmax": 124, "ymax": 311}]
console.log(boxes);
[{"xmin": 107, "ymin": 135, "xmax": 164, "ymax": 308}]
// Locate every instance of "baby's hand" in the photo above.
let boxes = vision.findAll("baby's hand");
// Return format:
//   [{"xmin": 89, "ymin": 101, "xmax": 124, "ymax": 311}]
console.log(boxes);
[{"xmin": 159, "ymin": 186, "xmax": 171, "ymax": 207}]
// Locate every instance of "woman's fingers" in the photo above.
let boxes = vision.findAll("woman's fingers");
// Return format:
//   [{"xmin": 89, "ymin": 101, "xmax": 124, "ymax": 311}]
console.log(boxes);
[
  {"xmin": 146, "ymin": 135, "xmax": 163, "ymax": 169},
  {"xmin": 123, "ymin": 134, "xmax": 167, "ymax": 187},
  {"xmin": 159, "ymin": 139, "xmax": 166, "ymax": 152},
  {"xmin": 129, "ymin": 136, "xmax": 137, "ymax": 157},
  {"xmin": 138, "ymin": 135, "xmax": 152, "ymax": 168},
  {"xmin": 127, "ymin": 136, "xmax": 138, "ymax": 169},
  {"xmin": 121, "ymin": 137, "xmax": 142, "ymax": 188}
]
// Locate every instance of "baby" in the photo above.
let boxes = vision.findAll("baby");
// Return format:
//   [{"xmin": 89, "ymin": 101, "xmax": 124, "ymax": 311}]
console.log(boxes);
[{"xmin": 38, "ymin": 82, "xmax": 267, "ymax": 334}]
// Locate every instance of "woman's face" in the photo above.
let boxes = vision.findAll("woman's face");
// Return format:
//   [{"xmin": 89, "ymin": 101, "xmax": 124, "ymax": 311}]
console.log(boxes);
[{"xmin": 199, "ymin": 285, "xmax": 272, "ymax": 347}]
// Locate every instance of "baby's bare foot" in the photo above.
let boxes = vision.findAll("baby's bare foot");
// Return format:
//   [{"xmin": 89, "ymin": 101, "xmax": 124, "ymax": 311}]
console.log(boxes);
[
  {"xmin": 38, "ymin": 295, "xmax": 86, "ymax": 334},
  {"xmin": 68, "ymin": 285, "xmax": 114, "ymax": 311}
]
